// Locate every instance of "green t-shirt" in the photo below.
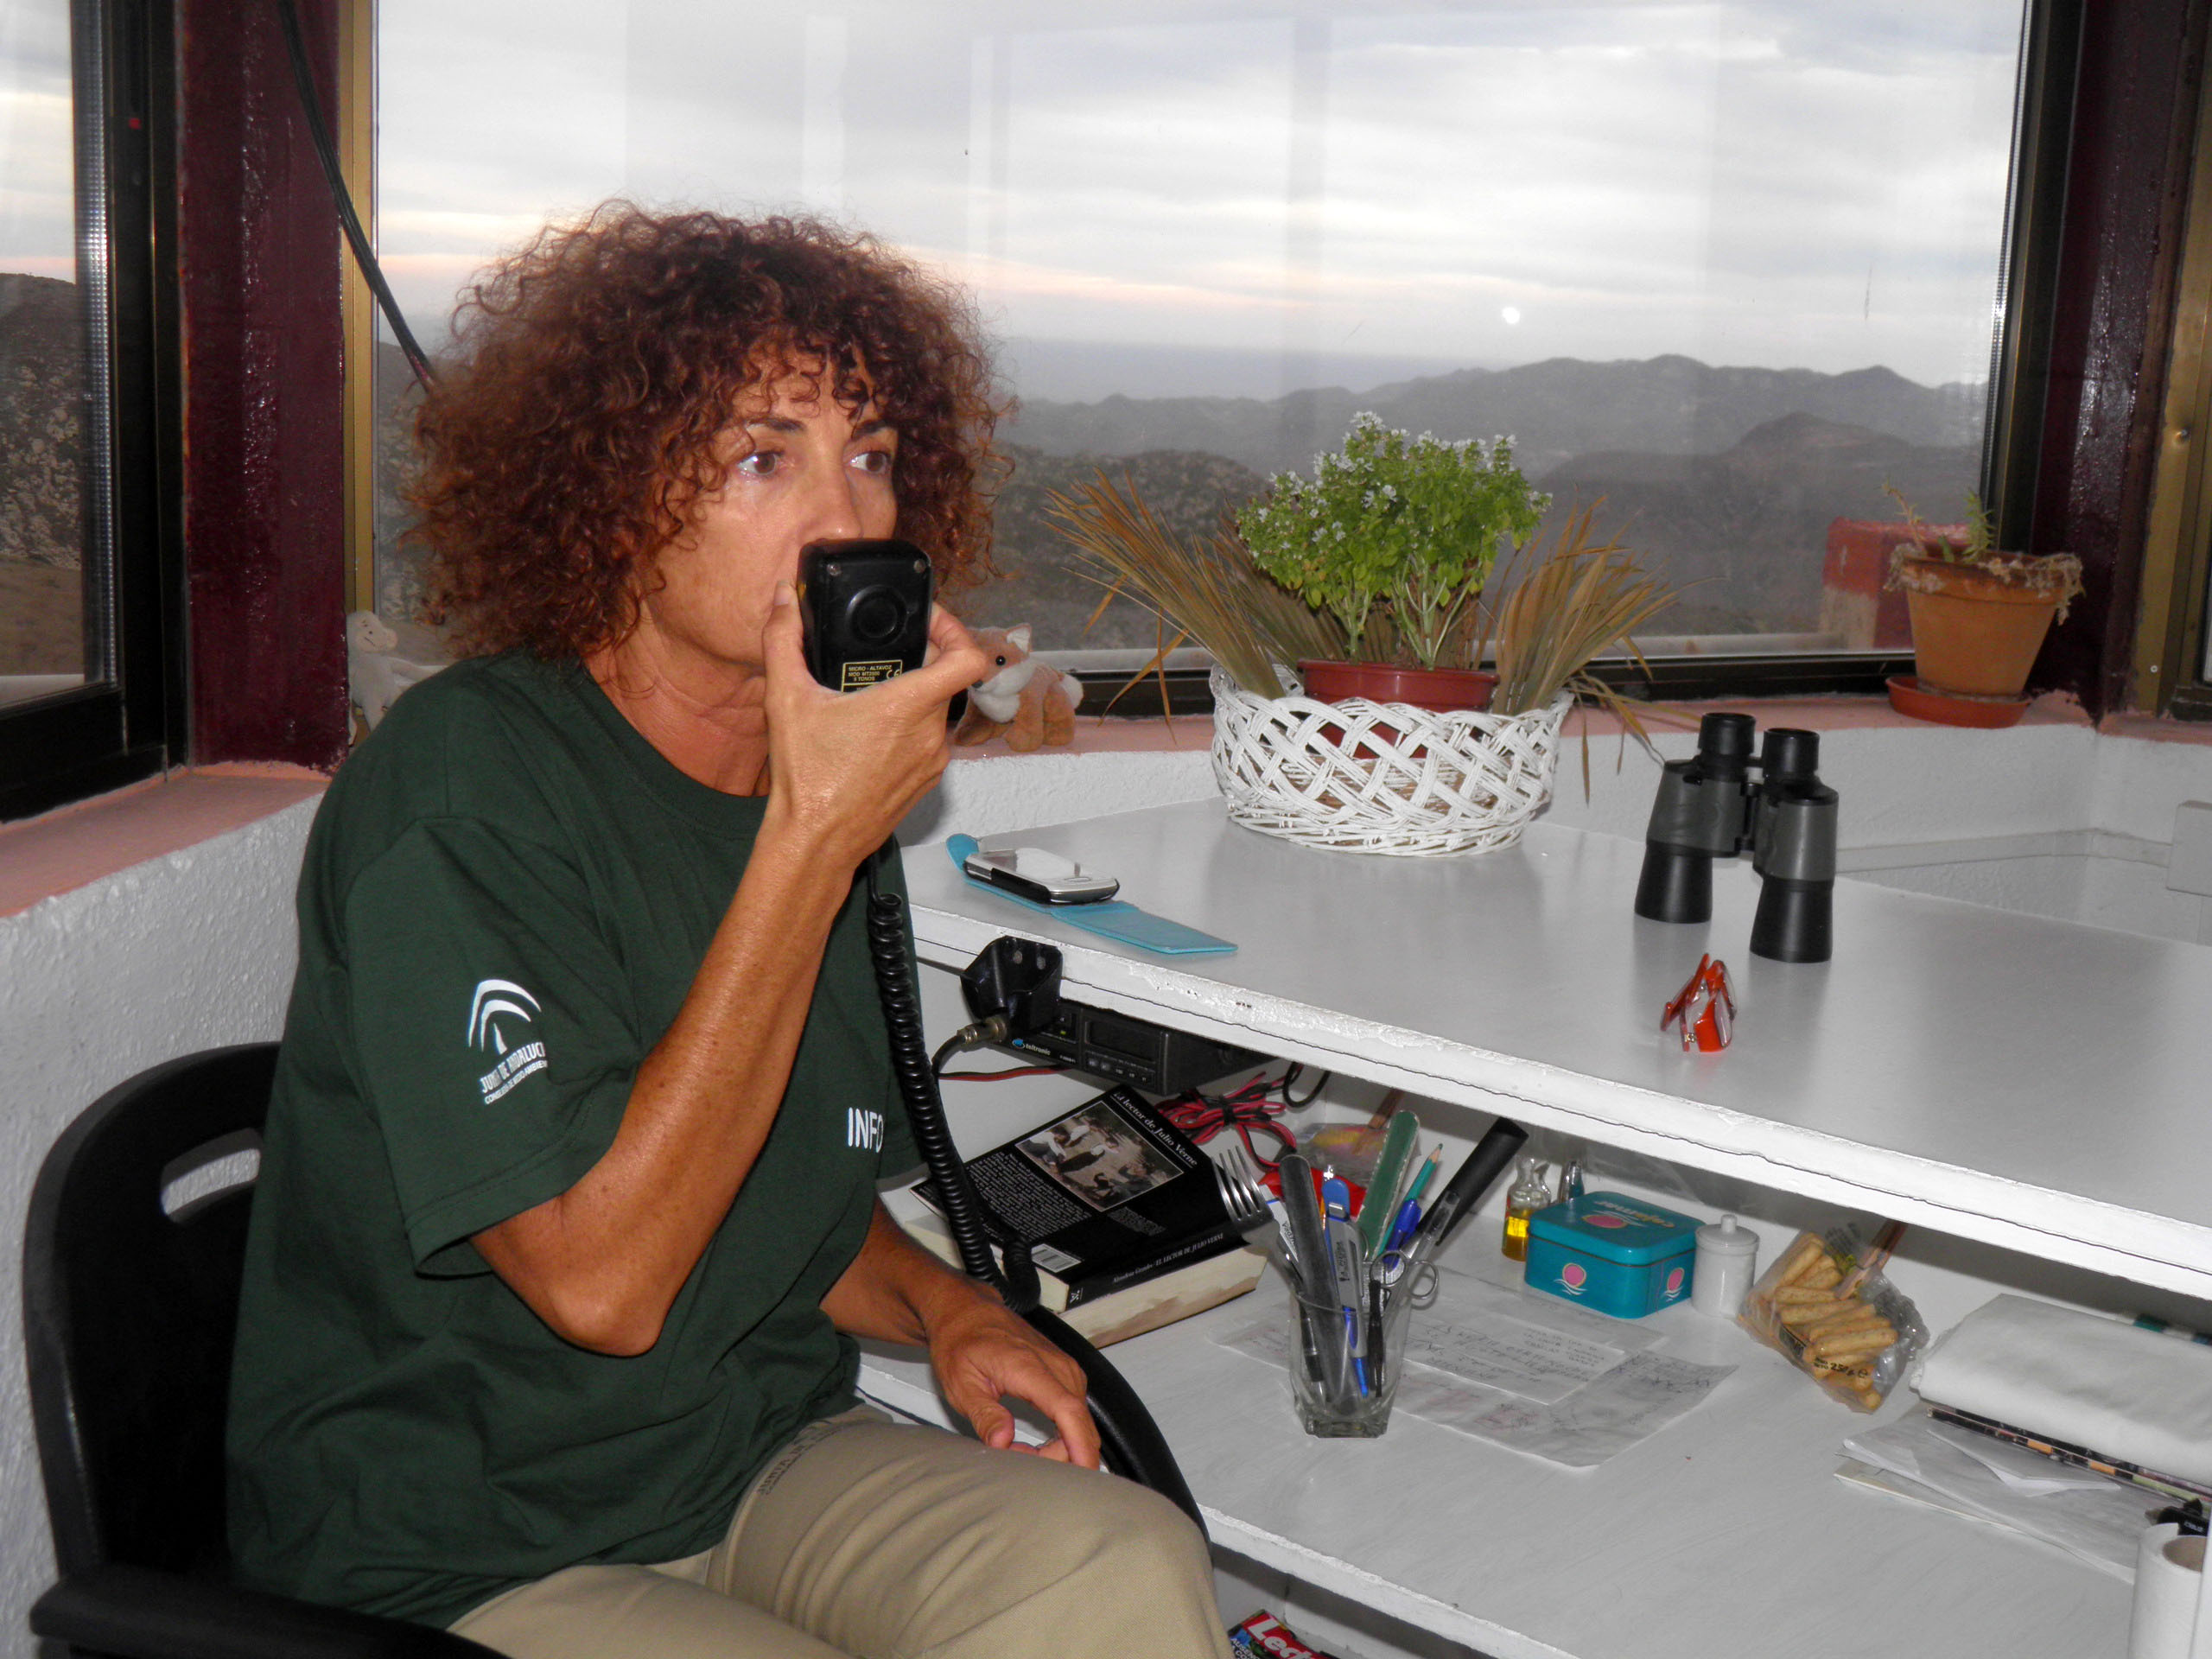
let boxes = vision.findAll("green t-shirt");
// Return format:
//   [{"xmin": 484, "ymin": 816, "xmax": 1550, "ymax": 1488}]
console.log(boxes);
[{"xmin": 226, "ymin": 652, "xmax": 919, "ymax": 1627}]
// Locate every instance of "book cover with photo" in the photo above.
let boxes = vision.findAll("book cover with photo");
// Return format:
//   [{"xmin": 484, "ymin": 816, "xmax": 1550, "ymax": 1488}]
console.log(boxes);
[{"xmin": 906, "ymin": 1085, "xmax": 1261, "ymax": 1344}]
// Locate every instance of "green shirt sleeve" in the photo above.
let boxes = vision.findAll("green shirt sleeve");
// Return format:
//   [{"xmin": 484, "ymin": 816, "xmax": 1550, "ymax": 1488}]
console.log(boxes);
[{"xmin": 341, "ymin": 817, "xmax": 642, "ymax": 1274}]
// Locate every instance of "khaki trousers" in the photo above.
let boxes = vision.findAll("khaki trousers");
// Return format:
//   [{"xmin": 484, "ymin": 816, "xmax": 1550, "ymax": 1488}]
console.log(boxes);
[{"xmin": 448, "ymin": 1408, "xmax": 1229, "ymax": 1659}]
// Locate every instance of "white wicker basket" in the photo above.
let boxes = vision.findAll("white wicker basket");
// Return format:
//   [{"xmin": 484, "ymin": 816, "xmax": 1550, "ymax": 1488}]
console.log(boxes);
[{"xmin": 1209, "ymin": 667, "xmax": 1570, "ymax": 856}]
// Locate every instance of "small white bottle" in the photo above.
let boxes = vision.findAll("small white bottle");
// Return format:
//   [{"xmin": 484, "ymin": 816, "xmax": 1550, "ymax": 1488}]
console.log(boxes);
[{"xmin": 1692, "ymin": 1214, "xmax": 1758, "ymax": 1317}]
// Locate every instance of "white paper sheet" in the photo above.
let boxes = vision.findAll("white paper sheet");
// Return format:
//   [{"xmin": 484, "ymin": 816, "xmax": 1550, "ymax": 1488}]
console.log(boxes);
[
  {"xmin": 1393, "ymin": 1347, "xmax": 1737, "ymax": 1467},
  {"xmin": 1839, "ymin": 1408, "xmax": 2158, "ymax": 1580},
  {"xmin": 1400, "ymin": 1313, "xmax": 1620, "ymax": 1404},
  {"xmin": 1213, "ymin": 1268, "xmax": 1732, "ymax": 1469},
  {"xmin": 1930, "ymin": 1418, "xmax": 2129, "ymax": 1497}
]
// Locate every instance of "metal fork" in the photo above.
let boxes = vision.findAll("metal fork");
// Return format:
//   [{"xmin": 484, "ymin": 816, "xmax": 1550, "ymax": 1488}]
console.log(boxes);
[
  {"xmin": 1213, "ymin": 1150, "xmax": 1296, "ymax": 1281},
  {"xmin": 1217, "ymin": 1138, "xmax": 1267, "ymax": 1191}
]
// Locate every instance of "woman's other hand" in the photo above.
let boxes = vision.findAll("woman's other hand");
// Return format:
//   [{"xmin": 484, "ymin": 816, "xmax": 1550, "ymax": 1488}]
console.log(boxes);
[
  {"xmin": 922, "ymin": 1287, "xmax": 1102, "ymax": 1469},
  {"xmin": 760, "ymin": 589, "xmax": 986, "ymax": 870},
  {"xmin": 822, "ymin": 1204, "xmax": 1103, "ymax": 1469}
]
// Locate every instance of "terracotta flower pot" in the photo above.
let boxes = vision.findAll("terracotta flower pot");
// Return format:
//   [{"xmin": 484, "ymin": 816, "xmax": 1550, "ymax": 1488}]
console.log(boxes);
[
  {"xmin": 1296, "ymin": 659, "xmax": 1498, "ymax": 714},
  {"xmin": 1893, "ymin": 557, "xmax": 2066, "ymax": 700}
]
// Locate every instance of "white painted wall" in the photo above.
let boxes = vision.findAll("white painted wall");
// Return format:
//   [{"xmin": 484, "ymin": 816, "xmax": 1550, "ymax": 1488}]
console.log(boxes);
[
  {"xmin": 0, "ymin": 799, "xmax": 316, "ymax": 1649},
  {"xmin": 8, "ymin": 715, "xmax": 2212, "ymax": 1654}
]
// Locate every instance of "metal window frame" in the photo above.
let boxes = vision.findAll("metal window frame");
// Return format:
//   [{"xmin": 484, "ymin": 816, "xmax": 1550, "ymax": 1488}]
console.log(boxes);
[
  {"xmin": 355, "ymin": 0, "xmax": 2075, "ymax": 721},
  {"xmin": 2134, "ymin": 32, "xmax": 2212, "ymax": 719},
  {"xmin": 340, "ymin": 0, "xmax": 376, "ymax": 616},
  {"xmin": 0, "ymin": 0, "xmax": 185, "ymax": 823}
]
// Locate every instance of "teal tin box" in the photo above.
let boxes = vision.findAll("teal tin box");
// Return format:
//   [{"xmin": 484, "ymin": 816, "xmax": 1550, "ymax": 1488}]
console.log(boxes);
[{"xmin": 1524, "ymin": 1192, "xmax": 1701, "ymax": 1318}]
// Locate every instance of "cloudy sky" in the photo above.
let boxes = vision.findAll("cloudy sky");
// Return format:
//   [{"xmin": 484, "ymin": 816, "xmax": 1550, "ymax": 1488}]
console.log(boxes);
[
  {"xmin": 376, "ymin": 0, "xmax": 2024, "ymax": 401},
  {"xmin": 6, "ymin": 1, "xmax": 2026, "ymax": 401},
  {"xmin": 1, "ymin": 3, "xmax": 72, "ymax": 281}
]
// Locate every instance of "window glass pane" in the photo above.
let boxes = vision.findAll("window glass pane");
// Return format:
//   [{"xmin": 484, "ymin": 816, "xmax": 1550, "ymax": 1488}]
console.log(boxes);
[
  {"xmin": 0, "ymin": 0, "xmax": 104, "ymax": 709},
  {"xmin": 376, "ymin": 0, "xmax": 2024, "ymax": 659}
]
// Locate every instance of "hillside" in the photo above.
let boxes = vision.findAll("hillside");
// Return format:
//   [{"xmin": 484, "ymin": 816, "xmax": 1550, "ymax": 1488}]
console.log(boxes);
[
  {"xmin": 359, "ymin": 341, "xmax": 1979, "ymax": 648},
  {"xmin": 0, "ymin": 271, "xmax": 85, "ymax": 569},
  {"xmin": 967, "ymin": 414, "xmax": 1975, "ymax": 647},
  {"xmin": 969, "ymin": 445, "xmax": 1266, "ymax": 650},
  {"xmin": 0, "ymin": 272, "xmax": 86, "ymax": 674},
  {"xmin": 1005, "ymin": 353, "xmax": 1981, "ymax": 480},
  {"xmin": 1540, "ymin": 412, "xmax": 1975, "ymax": 634}
]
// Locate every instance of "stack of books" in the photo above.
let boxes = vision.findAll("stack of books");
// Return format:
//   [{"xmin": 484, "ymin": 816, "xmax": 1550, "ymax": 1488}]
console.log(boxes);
[{"xmin": 902, "ymin": 1084, "xmax": 1264, "ymax": 1345}]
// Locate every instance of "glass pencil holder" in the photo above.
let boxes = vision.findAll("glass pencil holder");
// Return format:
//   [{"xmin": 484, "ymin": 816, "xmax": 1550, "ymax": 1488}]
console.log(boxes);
[{"xmin": 1286, "ymin": 1267, "xmax": 1416, "ymax": 1439}]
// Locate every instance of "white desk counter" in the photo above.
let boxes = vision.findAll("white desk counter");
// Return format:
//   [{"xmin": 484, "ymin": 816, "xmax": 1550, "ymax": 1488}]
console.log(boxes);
[
  {"xmin": 901, "ymin": 800, "xmax": 2212, "ymax": 1302},
  {"xmin": 859, "ymin": 1259, "xmax": 2133, "ymax": 1659},
  {"xmin": 880, "ymin": 800, "xmax": 2212, "ymax": 1659}
]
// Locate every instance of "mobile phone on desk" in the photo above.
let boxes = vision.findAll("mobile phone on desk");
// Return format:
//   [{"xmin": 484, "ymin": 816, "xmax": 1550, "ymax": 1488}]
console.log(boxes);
[{"xmin": 962, "ymin": 845, "xmax": 1121, "ymax": 906}]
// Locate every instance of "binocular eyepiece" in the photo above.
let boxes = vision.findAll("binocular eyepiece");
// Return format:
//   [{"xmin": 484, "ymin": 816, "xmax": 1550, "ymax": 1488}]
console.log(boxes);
[{"xmin": 1634, "ymin": 713, "xmax": 1838, "ymax": 963}]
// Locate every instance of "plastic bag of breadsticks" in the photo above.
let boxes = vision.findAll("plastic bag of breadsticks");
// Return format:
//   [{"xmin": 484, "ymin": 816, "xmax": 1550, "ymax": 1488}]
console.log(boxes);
[{"xmin": 1738, "ymin": 1222, "xmax": 1927, "ymax": 1411}]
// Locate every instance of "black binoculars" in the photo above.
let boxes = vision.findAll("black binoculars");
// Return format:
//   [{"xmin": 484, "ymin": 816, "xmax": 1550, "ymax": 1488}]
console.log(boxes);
[{"xmin": 1634, "ymin": 713, "xmax": 1838, "ymax": 963}]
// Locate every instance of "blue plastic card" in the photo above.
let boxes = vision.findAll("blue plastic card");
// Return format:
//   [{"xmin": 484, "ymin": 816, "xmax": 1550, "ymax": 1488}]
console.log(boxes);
[{"xmin": 943, "ymin": 836, "xmax": 1236, "ymax": 956}]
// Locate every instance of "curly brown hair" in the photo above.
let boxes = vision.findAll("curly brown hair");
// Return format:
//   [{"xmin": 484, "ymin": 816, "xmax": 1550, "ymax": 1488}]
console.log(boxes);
[{"xmin": 410, "ymin": 205, "xmax": 1004, "ymax": 658}]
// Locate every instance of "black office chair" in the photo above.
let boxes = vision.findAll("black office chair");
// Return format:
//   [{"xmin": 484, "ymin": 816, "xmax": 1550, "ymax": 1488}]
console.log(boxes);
[{"xmin": 23, "ymin": 1043, "xmax": 499, "ymax": 1659}]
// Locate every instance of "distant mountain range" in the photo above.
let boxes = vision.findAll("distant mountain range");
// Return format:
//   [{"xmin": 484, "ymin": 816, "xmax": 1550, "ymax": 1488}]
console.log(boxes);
[
  {"xmin": 357, "ymin": 340, "xmax": 1978, "ymax": 650},
  {"xmin": 980, "ymin": 359, "xmax": 1979, "ymax": 645},
  {"xmin": 22, "ymin": 289, "xmax": 1974, "ymax": 659},
  {"xmin": 1003, "ymin": 353, "xmax": 1982, "ymax": 480}
]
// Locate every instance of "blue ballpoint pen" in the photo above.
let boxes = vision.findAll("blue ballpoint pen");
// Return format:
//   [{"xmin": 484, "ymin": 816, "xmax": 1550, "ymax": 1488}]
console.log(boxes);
[
  {"xmin": 1321, "ymin": 1176, "xmax": 1369, "ymax": 1399},
  {"xmin": 1383, "ymin": 1198, "xmax": 1421, "ymax": 1255}
]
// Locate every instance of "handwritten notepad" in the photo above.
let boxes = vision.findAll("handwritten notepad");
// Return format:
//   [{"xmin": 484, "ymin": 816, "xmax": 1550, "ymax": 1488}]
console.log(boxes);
[{"xmin": 1218, "ymin": 1265, "xmax": 1733, "ymax": 1468}]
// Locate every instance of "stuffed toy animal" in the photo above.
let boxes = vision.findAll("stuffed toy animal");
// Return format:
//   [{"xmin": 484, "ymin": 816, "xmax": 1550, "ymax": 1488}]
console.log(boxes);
[
  {"xmin": 346, "ymin": 610, "xmax": 444, "ymax": 731},
  {"xmin": 954, "ymin": 623, "xmax": 1081, "ymax": 752}
]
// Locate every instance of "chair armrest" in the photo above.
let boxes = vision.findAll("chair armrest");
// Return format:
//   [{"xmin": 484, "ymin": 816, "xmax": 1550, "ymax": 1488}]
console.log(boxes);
[{"xmin": 31, "ymin": 1564, "xmax": 505, "ymax": 1659}]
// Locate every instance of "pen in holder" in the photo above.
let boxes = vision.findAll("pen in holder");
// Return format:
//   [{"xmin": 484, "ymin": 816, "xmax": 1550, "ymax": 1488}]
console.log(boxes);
[
  {"xmin": 1274, "ymin": 1124, "xmax": 1526, "ymax": 1439},
  {"xmin": 1286, "ymin": 1257, "xmax": 1416, "ymax": 1438}
]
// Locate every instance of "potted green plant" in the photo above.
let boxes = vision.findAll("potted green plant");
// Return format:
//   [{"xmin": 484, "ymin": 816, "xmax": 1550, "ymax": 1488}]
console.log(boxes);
[
  {"xmin": 1232, "ymin": 412, "xmax": 1547, "ymax": 713},
  {"xmin": 1044, "ymin": 429, "xmax": 1675, "ymax": 855},
  {"xmin": 1884, "ymin": 487, "xmax": 2083, "ymax": 728}
]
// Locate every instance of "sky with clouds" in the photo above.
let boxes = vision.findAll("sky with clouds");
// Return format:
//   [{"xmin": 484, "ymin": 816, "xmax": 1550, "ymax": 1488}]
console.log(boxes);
[
  {"xmin": 1, "ymin": 3, "xmax": 73, "ymax": 282},
  {"xmin": 6, "ymin": 1, "xmax": 2026, "ymax": 399}
]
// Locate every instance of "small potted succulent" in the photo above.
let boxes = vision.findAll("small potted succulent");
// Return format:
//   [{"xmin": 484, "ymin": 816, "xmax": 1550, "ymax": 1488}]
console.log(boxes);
[
  {"xmin": 1233, "ymin": 412, "xmax": 1548, "ymax": 713},
  {"xmin": 1884, "ymin": 487, "xmax": 2083, "ymax": 728}
]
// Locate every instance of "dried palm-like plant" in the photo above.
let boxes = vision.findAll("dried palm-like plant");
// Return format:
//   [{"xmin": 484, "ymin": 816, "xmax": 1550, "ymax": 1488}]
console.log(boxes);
[
  {"xmin": 1043, "ymin": 471, "xmax": 1344, "ymax": 698},
  {"xmin": 1478, "ymin": 505, "xmax": 1675, "ymax": 716}
]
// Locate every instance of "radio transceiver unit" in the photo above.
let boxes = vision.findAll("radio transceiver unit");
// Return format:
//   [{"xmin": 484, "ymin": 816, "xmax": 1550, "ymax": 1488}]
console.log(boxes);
[{"xmin": 1002, "ymin": 999, "xmax": 1268, "ymax": 1095}]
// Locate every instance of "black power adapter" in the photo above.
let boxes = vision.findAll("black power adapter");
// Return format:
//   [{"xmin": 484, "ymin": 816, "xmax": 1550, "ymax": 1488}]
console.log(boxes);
[{"xmin": 958, "ymin": 936, "xmax": 1065, "ymax": 1039}]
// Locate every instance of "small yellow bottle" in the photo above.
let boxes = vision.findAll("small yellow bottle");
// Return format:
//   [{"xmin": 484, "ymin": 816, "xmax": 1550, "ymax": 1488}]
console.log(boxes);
[{"xmin": 1501, "ymin": 1156, "xmax": 1550, "ymax": 1262}]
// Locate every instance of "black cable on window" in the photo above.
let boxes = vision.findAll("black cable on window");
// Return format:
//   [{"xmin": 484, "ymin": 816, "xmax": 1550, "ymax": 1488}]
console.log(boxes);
[{"xmin": 272, "ymin": 0, "xmax": 437, "ymax": 389}]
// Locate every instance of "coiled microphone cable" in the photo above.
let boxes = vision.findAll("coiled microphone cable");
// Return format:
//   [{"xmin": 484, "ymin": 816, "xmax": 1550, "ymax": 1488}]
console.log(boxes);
[{"xmin": 862, "ymin": 846, "xmax": 1206, "ymax": 1536}]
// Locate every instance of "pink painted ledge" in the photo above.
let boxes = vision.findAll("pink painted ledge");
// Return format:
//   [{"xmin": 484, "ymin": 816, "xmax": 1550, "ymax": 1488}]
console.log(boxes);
[
  {"xmin": 946, "ymin": 690, "xmax": 2101, "ymax": 758},
  {"xmin": 0, "ymin": 765, "xmax": 327, "ymax": 919}
]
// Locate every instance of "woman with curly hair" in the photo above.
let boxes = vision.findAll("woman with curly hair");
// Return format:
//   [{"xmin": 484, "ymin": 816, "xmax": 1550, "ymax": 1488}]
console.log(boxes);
[{"xmin": 225, "ymin": 207, "xmax": 1226, "ymax": 1659}]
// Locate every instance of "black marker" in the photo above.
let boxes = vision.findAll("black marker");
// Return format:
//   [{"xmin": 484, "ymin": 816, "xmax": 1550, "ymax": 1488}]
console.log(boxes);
[{"xmin": 1403, "ymin": 1117, "xmax": 1529, "ymax": 1266}]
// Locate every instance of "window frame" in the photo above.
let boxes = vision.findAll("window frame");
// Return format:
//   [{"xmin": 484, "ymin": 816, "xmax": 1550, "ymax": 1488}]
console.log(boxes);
[
  {"xmin": 357, "ymin": 0, "xmax": 2107, "ymax": 716},
  {"xmin": 1027, "ymin": 0, "xmax": 2085, "ymax": 709},
  {"xmin": 2133, "ymin": 33, "xmax": 2212, "ymax": 721},
  {"xmin": 0, "ymin": 0, "xmax": 185, "ymax": 823}
]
